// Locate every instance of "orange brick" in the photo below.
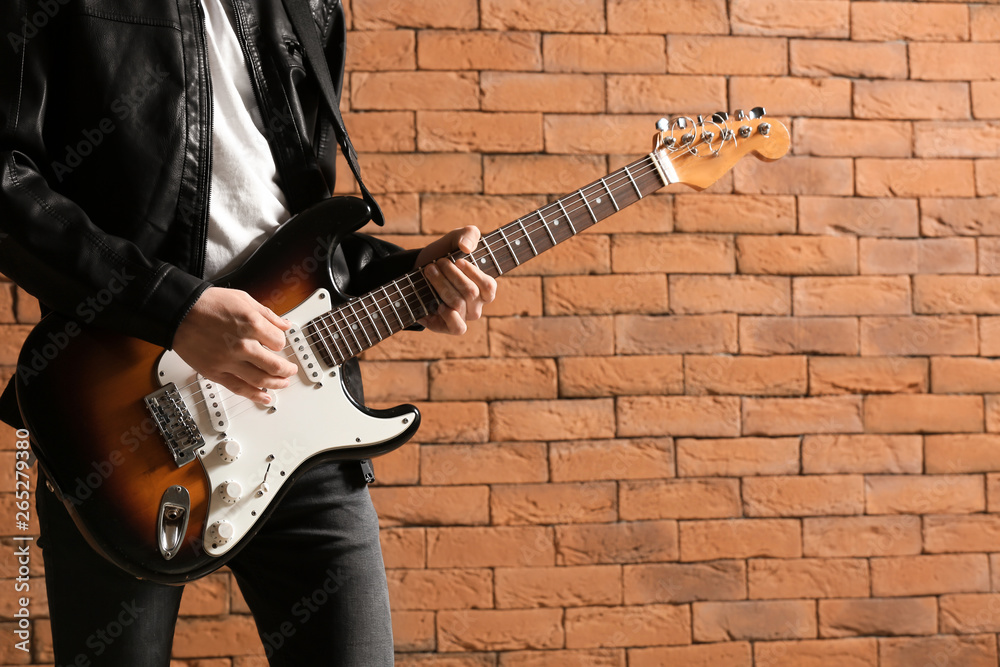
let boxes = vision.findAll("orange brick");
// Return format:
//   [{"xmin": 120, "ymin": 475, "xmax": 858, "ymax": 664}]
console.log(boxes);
[
  {"xmin": 978, "ymin": 159, "xmax": 1000, "ymax": 197},
  {"xmin": 586, "ymin": 193, "xmax": 672, "ymax": 234},
  {"xmin": 429, "ymin": 358, "xmax": 556, "ymax": 401},
  {"xmin": 932, "ymin": 357, "xmax": 1000, "ymax": 394},
  {"xmin": 864, "ymin": 394, "xmax": 983, "ymax": 434},
  {"xmin": 372, "ymin": 443, "xmax": 419, "ymax": 485},
  {"xmin": 360, "ymin": 153, "xmax": 483, "ymax": 193},
  {"xmin": 438, "ymin": 609, "xmax": 563, "ymax": 651},
  {"xmin": 620, "ymin": 479, "xmax": 742, "ymax": 521},
  {"xmin": 420, "ymin": 443, "xmax": 547, "ymax": 485},
  {"xmin": 629, "ymin": 643, "xmax": 752, "ymax": 667},
  {"xmin": 417, "ymin": 31, "xmax": 540, "ymax": 71},
  {"xmin": 859, "ymin": 238, "xmax": 976, "ymax": 274},
  {"xmin": 544, "ymin": 274, "xmax": 667, "ymax": 316},
  {"xmin": 738, "ymin": 236, "xmax": 857, "ymax": 275},
  {"xmin": 565, "ymin": 604, "xmax": 691, "ymax": 649},
  {"xmin": 544, "ymin": 35, "xmax": 666, "ymax": 74},
  {"xmin": 550, "ymin": 438, "xmax": 673, "ymax": 482},
  {"xmin": 618, "ymin": 396, "xmax": 741, "ymax": 438},
  {"xmin": 481, "ymin": 0, "xmax": 604, "ymax": 31},
  {"xmin": 799, "ymin": 196, "xmax": 918, "ymax": 237},
  {"xmin": 625, "ymin": 561, "xmax": 746, "ymax": 604},
  {"xmin": 393, "ymin": 610, "xmax": 436, "ymax": 652},
  {"xmin": 612, "ymin": 233, "xmax": 734, "ymax": 273},
  {"xmin": 491, "ymin": 399, "xmax": 615, "ymax": 442},
  {"xmin": 506, "ymin": 234, "xmax": 610, "ymax": 276},
  {"xmin": 607, "ymin": 0, "xmax": 728, "ymax": 35},
  {"xmin": 940, "ymin": 594, "xmax": 1000, "ymax": 633},
  {"xmin": 381, "ymin": 527, "xmax": 425, "ymax": 569},
  {"xmin": 742, "ymin": 396, "xmax": 863, "ymax": 436},
  {"xmin": 858, "ymin": 158, "xmax": 976, "ymax": 198},
  {"xmin": 542, "ymin": 114, "xmax": 655, "ymax": 155},
  {"xmin": 498, "ymin": 649, "xmax": 625, "ymax": 667},
  {"xmin": 346, "ymin": 30, "xmax": 415, "ymax": 71},
  {"xmin": 669, "ymin": 276, "xmax": 791, "ymax": 315},
  {"xmin": 558, "ymin": 355, "xmax": 684, "ymax": 397},
  {"xmin": 14, "ymin": 287, "xmax": 40, "ymax": 324},
  {"xmin": 802, "ymin": 434, "xmax": 922, "ymax": 474},
  {"xmin": 352, "ymin": 0, "xmax": 478, "ymax": 28},
  {"xmin": 370, "ymin": 485, "xmax": 489, "ymax": 526},
  {"xmin": 927, "ymin": 434, "xmax": 1000, "ymax": 474},
  {"xmin": 793, "ymin": 276, "xmax": 910, "ymax": 316},
  {"xmin": 916, "ymin": 121, "xmax": 1000, "ymax": 159},
  {"xmin": 854, "ymin": 81, "xmax": 971, "ymax": 120},
  {"xmin": 973, "ymin": 82, "xmax": 1000, "ymax": 119},
  {"xmin": 744, "ymin": 474, "xmax": 864, "ymax": 517},
  {"xmin": 490, "ymin": 316, "xmax": 614, "ymax": 357},
  {"xmin": 881, "ymin": 635, "xmax": 998, "ymax": 667},
  {"xmin": 667, "ymin": 36, "xmax": 787, "ymax": 76},
  {"xmin": 676, "ymin": 437, "xmax": 800, "ymax": 477},
  {"xmin": 680, "ymin": 519, "xmax": 802, "ymax": 561},
  {"xmin": 420, "ymin": 194, "xmax": 548, "ymax": 236},
  {"xmin": 362, "ymin": 320, "xmax": 488, "ymax": 360},
  {"xmin": 790, "ymin": 40, "xmax": 906, "ymax": 79},
  {"xmin": 492, "ymin": 482, "xmax": 617, "ymax": 526},
  {"xmin": 484, "ymin": 155, "xmax": 607, "ymax": 196},
  {"xmin": 860, "ymin": 316, "xmax": 978, "ymax": 356},
  {"xmin": 617, "ymin": 314, "xmax": 739, "ymax": 355},
  {"xmin": 346, "ymin": 111, "xmax": 416, "ymax": 152},
  {"xmin": 606, "ymin": 75, "xmax": 727, "ymax": 114},
  {"xmin": 693, "ymin": 600, "xmax": 816, "ymax": 642},
  {"xmin": 731, "ymin": 0, "xmax": 848, "ymax": 37},
  {"xmin": 427, "ymin": 526, "xmax": 555, "ymax": 568},
  {"xmin": 686, "ymin": 355, "xmax": 806, "ymax": 396},
  {"xmin": 416, "ymin": 112, "xmax": 542, "ymax": 153},
  {"xmin": 396, "ymin": 655, "xmax": 496, "ymax": 667},
  {"xmin": 809, "ymin": 357, "xmax": 928, "ymax": 396},
  {"xmin": 794, "ymin": 119, "xmax": 911, "ymax": 158},
  {"xmin": 673, "ymin": 194, "xmax": 797, "ymax": 234},
  {"xmin": 925, "ymin": 515, "xmax": 1000, "ymax": 554},
  {"xmin": 388, "ymin": 568, "xmax": 492, "ymax": 610},
  {"xmin": 407, "ymin": 400, "xmax": 489, "ymax": 443},
  {"xmin": 866, "ymin": 475, "xmax": 985, "ymax": 515},
  {"xmin": 482, "ymin": 73, "xmax": 604, "ymax": 113},
  {"xmin": 753, "ymin": 638, "xmax": 877, "ymax": 667},
  {"xmin": 851, "ymin": 2, "xmax": 968, "ymax": 42},
  {"xmin": 922, "ymin": 197, "xmax": 1000, "ymax": 236},
  {"xmin": 916, "ymin": 275, "xmax": 1000, "ymax": 314},
  {"xmin": 911, "ymin": 43, "xmax": 1000, "ymax": 82},
  {"xmin": 556, "ymin": 520, "xmax": 679, "ymax": 565},
  {"xmin": 751, "ymin": 559, "xmax": 868, "ymax": 600},
  {"xmin": 803, "ymin": 516, "xmax": 921, "ymax": 557},
  {"xmin": 351, "ymin": 71, "xmax": 479, "ymax": 110},
  {"xmin": 731, "ymin": 77, "xmax": 851, "ymax": 118},
  {"xmin": 172, "ymin": 617, "xmax": 262, "ymax": 658},
  {"xmin": 972, "ymin": 5, "xmax": 1000, "ymax": 40},
  {"xmin": 740, "ymin": 316, "xmax": 859, "ymax": 355},
  {"xmin": 979, "ymin": 237, "xmax": 1000, "ymax": 274},
  {"xmin": 359, "ymin": 360, "xmax": 428, "ymax": 402},
  {"xmin": 872, "ymin": 554, "xmax": 989, "ymax": 597},
  {"xmin": 734, "ymin": 156, "xmax": 853, "ymax": 196},
  {"xmin": 818, "ymin": 598, "xmax": 937, "ymax": 637},
  {"xmin": 495, "ymin": 565, "xmax": 621, "ymax": 608},
  {"xmin": 983, "ymin": 317, "xmax": 1000, "ymax": 356}
]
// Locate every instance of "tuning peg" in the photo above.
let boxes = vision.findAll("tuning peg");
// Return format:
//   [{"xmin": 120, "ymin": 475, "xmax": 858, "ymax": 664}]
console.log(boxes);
[
  {"xmin": 734, "ymin": 109, "xmax": 745, "ymax": 121},
  {"xmin": 750, "ymin": 106, "xmax": 766, "ymax": 119},
  {"xmin": 712, "ymin": 111, "xmax": 729, "ymax": 123},
  {"xmin": 697, "ymin": 115, "xmax": 705, "ymax": 125},
  {"xmin": 655, "ymin": 118, "xmax": 670, "ymax": 131},
  {"xmin": 676, "ymin": 117, "xmax": 687, "ymax": 129}
]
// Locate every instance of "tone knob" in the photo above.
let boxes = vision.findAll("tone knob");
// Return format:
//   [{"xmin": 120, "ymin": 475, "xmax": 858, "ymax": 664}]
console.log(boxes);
[
  {"xmin": 211, "ymin": 520, "xmax": 235, "ymax": 543},
  {"xmin": 220, "ymin": 481, "xmax": 243, "ymax": 504},
  {"xmin": 218, "ymin": 440, "xmax": 242, "ymax": 462}
]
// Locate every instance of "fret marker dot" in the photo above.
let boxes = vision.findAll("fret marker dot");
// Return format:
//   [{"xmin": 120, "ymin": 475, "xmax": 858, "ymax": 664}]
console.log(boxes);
[
  {"xmin": 515, "ymin": 240, "xmax": 521, "ymax": 245},
  {"xmin": 373, "ymin": 313, "xmax": 380, "ymax": 319},
  {"xmin": 596, "ymin": 197, "xmax": 602, "ymax": 204},
  {"xmin": 481, "ymin": 258, "xmax": 487, "ymax": 264},
  {"xmin": 352, "ymin": 324, "xmax": 358, "ymax": 330},
  {"xmin": 395, "ymin": 300, "xmax": 402, "ymax": 308}
]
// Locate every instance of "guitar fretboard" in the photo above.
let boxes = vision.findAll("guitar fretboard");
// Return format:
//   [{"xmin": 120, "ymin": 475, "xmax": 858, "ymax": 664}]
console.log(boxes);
[{"xmin": 304, "ymin": 152, "xmax": 670, "ymax": 366}]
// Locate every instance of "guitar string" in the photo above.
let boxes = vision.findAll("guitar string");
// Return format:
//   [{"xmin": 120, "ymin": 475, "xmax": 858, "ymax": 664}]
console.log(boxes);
[{"xmin": 171, "ymin": 153, "xmax": 677, "ymax": 420}]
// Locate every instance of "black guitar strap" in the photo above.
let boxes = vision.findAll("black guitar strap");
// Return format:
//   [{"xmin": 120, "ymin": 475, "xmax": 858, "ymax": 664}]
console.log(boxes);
[{"xmin": 283, "ymin": 0, "xmax": 386, "ymax": 226}]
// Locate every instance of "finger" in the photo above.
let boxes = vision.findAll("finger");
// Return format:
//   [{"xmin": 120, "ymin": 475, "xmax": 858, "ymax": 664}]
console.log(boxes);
[
  {"xmin": 233, "ymin": 361, "xmax": 294, "ymax": 390},
  {"xmin": 424, "ymin": 262, "xmax": 469, "ymax": 321},
  {"xmin": 242, "ymin": 342, "xmax": 298, "ymax": 378},
  {"xmin": 455, "ymin": 258, "xmax": 497, "ymax": 305},
  {"xmin": 214, "ymin": 372, "xmax": 274, "ymax": 405},
  {"xmin": 248, "ymin": 312, "xmax": 292, "ymax": 353},
  {"xmin": 455, "ymin": 225, "xmax": 481, "ymax": 254},
  {"xmin": 258, "ymin": 303, "xmax": 292, "ymax": 331}
]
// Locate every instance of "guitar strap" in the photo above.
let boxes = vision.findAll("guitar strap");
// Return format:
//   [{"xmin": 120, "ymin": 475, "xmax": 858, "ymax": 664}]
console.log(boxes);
[{"xmin": 282, "ymin": 0, "xmax": 386, "ymax": 226}]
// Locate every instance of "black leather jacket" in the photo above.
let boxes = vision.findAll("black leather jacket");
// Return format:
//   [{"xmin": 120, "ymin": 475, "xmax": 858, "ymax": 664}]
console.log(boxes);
[
  {"xmin": 0, "ymin": 0, "xmax": 412, "ymax": 346},
  {"xmin": 0, "ymin": 0, "xmax": 417, "ymax": 425}
]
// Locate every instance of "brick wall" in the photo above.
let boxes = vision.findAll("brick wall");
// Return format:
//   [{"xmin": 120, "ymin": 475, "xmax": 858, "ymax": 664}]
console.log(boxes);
[{"xmin": 3, "ymin": 0, "xmax": 1000, "ymax": 665}]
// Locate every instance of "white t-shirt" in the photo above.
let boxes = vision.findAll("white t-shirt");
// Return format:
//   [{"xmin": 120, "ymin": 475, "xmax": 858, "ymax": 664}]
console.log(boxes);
[{"xmin": 200, "ymin": 0, "xmax": 291, "ymax": 279}]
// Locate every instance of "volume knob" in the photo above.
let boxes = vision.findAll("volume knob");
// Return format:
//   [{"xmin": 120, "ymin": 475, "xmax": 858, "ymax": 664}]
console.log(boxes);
[
  {"xmin": 218, "ymin": 440, "xmax": 242, "ymax": 462},
  {"xmin": 211, "ymin": 520, "xmax": 235, "ymax": 544},
  {"xmin": 220, "ymin": 481, "xmax": 243, "ymax": 504}
]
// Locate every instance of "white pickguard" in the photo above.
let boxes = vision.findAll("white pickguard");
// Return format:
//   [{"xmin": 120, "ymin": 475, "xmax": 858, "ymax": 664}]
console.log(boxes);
[{"xmin": 154, "ymin": 289, "xmax": 417, "ymax": 558}]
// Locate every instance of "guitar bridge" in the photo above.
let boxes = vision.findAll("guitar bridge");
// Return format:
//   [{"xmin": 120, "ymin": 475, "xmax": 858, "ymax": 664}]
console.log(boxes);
[{"xmin": 145, "ymin": 383, "xmax": 204, "ymax": 467}]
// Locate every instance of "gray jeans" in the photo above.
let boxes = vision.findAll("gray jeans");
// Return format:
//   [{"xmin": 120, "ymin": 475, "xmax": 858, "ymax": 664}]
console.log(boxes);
[{"xmin": 37, "ymin": 460, "xmax": 394, "ymax": 666}]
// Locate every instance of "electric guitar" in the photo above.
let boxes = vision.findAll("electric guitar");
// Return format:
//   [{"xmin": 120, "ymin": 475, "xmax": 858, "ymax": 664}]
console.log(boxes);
[{"xmin": 16, "ymin": 111, "xmax": 789, "ymax": 583}]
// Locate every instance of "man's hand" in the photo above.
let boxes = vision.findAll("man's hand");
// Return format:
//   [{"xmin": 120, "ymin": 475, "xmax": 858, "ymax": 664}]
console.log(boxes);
[
  {"xmin": 173, "ymin": 287, "xmax": 298, "ymax": 404},
  {"xmin": 414, "ymin": 226, "xmax": 497, "ymax": 335}
]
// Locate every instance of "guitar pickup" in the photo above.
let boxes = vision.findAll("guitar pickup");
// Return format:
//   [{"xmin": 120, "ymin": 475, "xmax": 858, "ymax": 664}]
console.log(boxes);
[
  {"xmin": 198, "ymin": 375, "xmax": 230, "ymax": 433},
  {"xmin": 286, "ymin": 322, "xmax": 324, "ymax": 384}
]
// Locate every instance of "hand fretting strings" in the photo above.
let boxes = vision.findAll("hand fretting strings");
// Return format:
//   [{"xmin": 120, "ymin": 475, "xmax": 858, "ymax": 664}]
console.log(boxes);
[{"xmin": 176, "ymin": 151, "xmax": 672, "ymax": 418}]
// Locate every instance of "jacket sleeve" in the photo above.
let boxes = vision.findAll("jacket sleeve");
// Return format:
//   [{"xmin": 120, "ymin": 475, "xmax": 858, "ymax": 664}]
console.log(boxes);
[{"xmin": 0, "ymin": 3, "xmax": 209, "ymax": 349}]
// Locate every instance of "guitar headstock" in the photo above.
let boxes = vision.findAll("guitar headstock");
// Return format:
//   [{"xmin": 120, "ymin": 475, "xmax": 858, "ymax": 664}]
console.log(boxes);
[{"xmin": 654, "ymin": 107, "xmax": 790, "ymax": 190}]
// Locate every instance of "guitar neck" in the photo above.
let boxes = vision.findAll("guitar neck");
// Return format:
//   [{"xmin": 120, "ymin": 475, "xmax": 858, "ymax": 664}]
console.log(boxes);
[{"xmin": 305, "ymin": 152, "xmax": 670, "ymax": 365}]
